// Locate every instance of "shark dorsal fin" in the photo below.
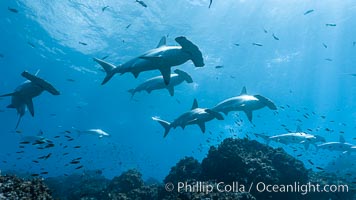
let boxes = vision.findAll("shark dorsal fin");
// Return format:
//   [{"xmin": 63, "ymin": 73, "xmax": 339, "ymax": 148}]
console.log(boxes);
[
  {"xmin": 240, "ymin": 86, "xmax": 247, "ymax": 95},
  {"xmin": 296, "ymin": 125, "xmax": 302, "ymax": 132},
  {"xmin": 191, "ymin": 99, "xmax": 198, "ymax": 110},
  {"xmin": 340, "ymin": 135, "xmax": 345, "ymax": 143},
  {"xmin": 156, "ymin": 36, "xmax": 166, "ymax": 48}
]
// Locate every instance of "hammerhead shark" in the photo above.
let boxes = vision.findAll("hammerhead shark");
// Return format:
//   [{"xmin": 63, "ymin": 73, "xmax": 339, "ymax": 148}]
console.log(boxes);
[{"xmin": 0, "ymin": 71, "xmax": 60, "ymax": 128}]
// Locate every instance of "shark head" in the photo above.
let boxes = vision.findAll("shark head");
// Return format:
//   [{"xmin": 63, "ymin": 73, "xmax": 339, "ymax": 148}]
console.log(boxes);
[
  {"xmin": 175, "ymin": 36, "xmax": 204, "ymax": 67},
  {"xmin": 21, "ymin": 71, "xmax": 60, "ymax": 95},
  {"xmin": 174, "ymin": 69, "xmax": 193, "ymax": 83}
]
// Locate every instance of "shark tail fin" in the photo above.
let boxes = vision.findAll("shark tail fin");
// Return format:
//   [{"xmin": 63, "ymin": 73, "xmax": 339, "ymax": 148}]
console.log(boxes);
[
  {"xmin": 152, "ymin": 117, "xmax": 171, "ymax": 138},
  {"xmin": 175, "ymin": 36, "xmax": 204, "ymax": 67},
  {"xmin": 174, "ymin": 69, "xmax": 193, "ymax": 83},
  {"xmin": 254, "ymin": 95, "xmax": 277, "ymax": 110},
  {"xmin": 21, "ymin": 71, "xmax": 60, "ymax": 95},
  {"xmin": 93, "ymin": 58, "xmax": 118, "ymax": 85}
]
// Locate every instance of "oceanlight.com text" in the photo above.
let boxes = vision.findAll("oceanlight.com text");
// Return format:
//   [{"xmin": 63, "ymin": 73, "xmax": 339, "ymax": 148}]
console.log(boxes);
[{"xmin": 164, "ymin": 181, "xmax": 349, "ymax": 195}]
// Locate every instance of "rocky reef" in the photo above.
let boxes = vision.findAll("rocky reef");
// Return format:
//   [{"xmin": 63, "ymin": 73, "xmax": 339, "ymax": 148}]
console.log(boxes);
[
  {"xmin": 3, "ymin": 138, "xmax": 355, "ymax": 199},
  {"xmin": 0, "ymin": 174, "xmax": 53, "ymax": 199},
  {"xmin": 160, "ymin": 138, "xmax": 355, "ymax": 199},
  {"xmin": 164, "ymin": 156, "xmax": 201, "ymax": 184},
  {"xmin": 45, "ymin": 170, "xmax": 110, "ymax": 200},
  {"xmin": 108, "ymin": 169, "xmax": 144, "ymax": 193},
  {"xmin": 307, "ymin": 171, "xmax": 355, "ymax": 200},
  {"xmin": 158, "ymin": 138, "xmax": 302, "ymax": 199},
  {"xmin": 106, "ymin": 169, "xmax": 159, "ymax": 200},
  {"xmin": 200, "ymin": 138, "xmax": 308, "ymax": 199}
]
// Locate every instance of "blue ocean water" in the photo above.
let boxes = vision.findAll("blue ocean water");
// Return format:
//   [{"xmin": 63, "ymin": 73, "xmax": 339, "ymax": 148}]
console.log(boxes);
[{"xmin": 0, "ymin": 0, "xmax": 356, "ymax": 183}]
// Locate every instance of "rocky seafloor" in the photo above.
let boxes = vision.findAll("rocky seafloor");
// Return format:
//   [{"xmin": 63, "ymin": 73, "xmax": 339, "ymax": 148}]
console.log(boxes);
[
  {"xmin": 1, "ymin": 138, "xmax": 355, "ymax": 199},
  {"xmin": 0, "ymin": 174, "xmax": 53, "ymax": 199}
]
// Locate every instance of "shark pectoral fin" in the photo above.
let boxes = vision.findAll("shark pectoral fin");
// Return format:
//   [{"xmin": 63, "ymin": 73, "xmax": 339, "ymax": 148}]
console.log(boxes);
[
  {"xmin": 240, "ymin": 86, "xmax": 247, "ymax": 95},
  {"xmin": 156, "ymin": 36, "xmax": 166, "ymax": 48},
  {"xmin": 159, "ymin": 67, "xmax": 171, "ymax": 85},
  {"xmin": 15, "ymin": 111, "xmax": 25, "ymax": 129},
  {"xmin": 244, "ymin": 110, "xmax": 253, "ymax": 122},
  {"xmin": 191, "ymin": 99, "xmax": 198, "ymax": 110},
  {"xmin": 302, "ymin": 142, "xmax": 310, "ymax": 150},
  {"xmin": 167, "ymin": 86, "xmax": 174, "ymax": 96},
  {"xmin": 26, "ymin": 99, "xmax": 35, "ymax": 117},
  {"xmin": 205, "ymin": 109, "xmax": 224, "ymax": 120},
  {"xmin": 0, "ymin": 92, "xmax": 16, "ymax": 97},
  {"xmin": 254, "ymin": 95, "xmax": 277, "ymax": 110},
  {"xmin": 197, "ymin": 122, "xmax": 206, "ymax": 133}
]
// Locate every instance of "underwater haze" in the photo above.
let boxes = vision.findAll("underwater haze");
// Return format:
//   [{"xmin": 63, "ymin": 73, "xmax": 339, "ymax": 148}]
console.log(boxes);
[{"xmin": 1, "ymin": 0, "xmax": 356, "ymax": 190}]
